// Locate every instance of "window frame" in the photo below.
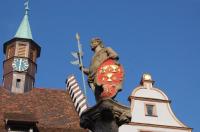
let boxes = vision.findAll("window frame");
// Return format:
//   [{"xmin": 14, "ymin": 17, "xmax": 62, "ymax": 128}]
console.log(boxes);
[
  {"xmin": 16, "ymin": 79, "xmax": 21, "ymax": 88},
  {"xmin": 17, "ymin": 43, "xmax": 27, "ymax": 57},
  {"xmin": 144, "ymin": 103, "xmax": 157, "ymax": 117}
]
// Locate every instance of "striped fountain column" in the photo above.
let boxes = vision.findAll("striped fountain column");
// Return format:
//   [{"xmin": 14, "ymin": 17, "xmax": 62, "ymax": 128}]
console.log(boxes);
[{"xmin": 66, "ymin": 75, "xmax": 88, "ymax": 116}]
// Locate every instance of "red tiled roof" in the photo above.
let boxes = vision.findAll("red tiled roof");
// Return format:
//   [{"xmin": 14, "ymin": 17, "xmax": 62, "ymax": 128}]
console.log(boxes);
[
  {"xmin": 0, "ymin": 86, "xmax": 86, "ymax": 131},
  {"xmin": 4, "ymin": 113, "xmax": 38, "ymax": 122}
]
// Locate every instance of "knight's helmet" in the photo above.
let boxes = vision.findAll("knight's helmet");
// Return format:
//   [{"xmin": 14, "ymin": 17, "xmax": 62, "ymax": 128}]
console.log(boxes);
[{"xmin": 90, "ymin": 37, "xmax": 104, "ymax": 48}]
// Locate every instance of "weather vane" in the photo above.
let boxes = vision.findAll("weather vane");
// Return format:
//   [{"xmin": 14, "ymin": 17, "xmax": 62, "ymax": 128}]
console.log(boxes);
[{"xmin": 24, "ymin": 0, "xmax": 30, "ymax": 15}]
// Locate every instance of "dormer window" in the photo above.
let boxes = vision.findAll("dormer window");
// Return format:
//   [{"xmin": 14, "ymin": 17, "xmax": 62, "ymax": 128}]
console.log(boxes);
[
  {"xmin": 4, "ymin": 113, "xmax": 38, "ymax": 132},
  {"xmin": 145, "ymin": 104, "xmax": 157, "ymax": 117}
]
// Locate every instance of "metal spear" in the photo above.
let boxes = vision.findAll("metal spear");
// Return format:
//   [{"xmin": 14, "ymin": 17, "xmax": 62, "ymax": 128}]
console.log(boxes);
[{"xmin": 75, "ymin": 33, "xmax": 87, "ymax": 97}]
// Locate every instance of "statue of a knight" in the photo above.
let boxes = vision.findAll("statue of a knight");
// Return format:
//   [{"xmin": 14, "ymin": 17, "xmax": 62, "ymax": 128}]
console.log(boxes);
[{"xmin": 80, "ymin": 38, "xmax": 124, "ymax": 102}]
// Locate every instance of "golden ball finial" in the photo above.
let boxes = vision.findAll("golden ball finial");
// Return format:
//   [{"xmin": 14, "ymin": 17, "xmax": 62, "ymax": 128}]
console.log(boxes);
[{"xmin": 143, "ymin": 73, "xmax": 152, "ymax": 81}]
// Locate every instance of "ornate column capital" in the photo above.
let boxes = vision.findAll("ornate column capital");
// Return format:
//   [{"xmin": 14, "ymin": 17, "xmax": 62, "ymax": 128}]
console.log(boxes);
[{"xmin": 80, "ymin": 99, "xmax": 131, "ymax": 132}]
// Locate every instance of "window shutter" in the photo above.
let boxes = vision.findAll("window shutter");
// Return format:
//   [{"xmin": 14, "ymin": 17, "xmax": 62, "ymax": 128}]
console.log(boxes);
[
  {"xmin": 18, "ymin": 44, "xmax": 26, "ymax": 57},
  {"xmin": 7, "ymin": 46, "xmax": 15, "ymax": 59}
]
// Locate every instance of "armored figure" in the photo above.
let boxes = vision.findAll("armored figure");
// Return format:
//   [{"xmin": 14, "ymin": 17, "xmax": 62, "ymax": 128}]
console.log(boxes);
[
  {"xmin": 78, "ymin": 38, "xmax": 131, "ymax": 132},
  {"xmin": 80, "ymin": 38, "xmax": 124, "ymax": 101}
]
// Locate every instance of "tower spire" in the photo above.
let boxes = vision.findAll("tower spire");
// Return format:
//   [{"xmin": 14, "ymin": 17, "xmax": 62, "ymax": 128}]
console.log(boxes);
[{"xmin": 15, "ymin": 0, "xmax": 33, "ymax": 39}]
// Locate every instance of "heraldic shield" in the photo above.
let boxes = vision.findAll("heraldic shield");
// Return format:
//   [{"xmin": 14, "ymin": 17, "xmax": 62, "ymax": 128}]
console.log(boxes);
[{"xmin": 96, "ymin": 59, "xmax": 124, "ymax": 99}]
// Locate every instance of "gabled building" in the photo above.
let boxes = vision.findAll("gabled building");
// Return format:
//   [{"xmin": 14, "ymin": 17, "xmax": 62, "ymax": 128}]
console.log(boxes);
[
  {"xmin": 0, "ymin": 3, "xmax": 86, "ymax": 132},
  {"xmin": 0, "ymin": 2, "xmax": 192, "ymax": 132},
  {"xmin": 119, "ymin": 74, "xmax": 192, "ymax": 132}
]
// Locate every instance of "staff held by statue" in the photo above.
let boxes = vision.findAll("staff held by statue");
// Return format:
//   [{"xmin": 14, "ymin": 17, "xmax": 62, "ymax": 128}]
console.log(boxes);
[{"xmin": 71, "ymin": 33, "xmax": 87, "ymax": 97}]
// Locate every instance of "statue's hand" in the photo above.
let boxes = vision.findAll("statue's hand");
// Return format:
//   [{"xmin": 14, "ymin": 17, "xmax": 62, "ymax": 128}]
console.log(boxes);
[
  {"xmin": 79, "ymin": 65, "xmax": 83, "ymax": 71},
  {"xmin": 88, "ymin": 75, "xmax": 93, "ymax": 83},
  {"xmin": 80, "ymin": 66, "xmax": 90, "ymax": 75}
]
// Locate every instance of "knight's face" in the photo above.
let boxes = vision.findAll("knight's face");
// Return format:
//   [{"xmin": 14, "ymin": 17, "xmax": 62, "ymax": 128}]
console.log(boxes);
[{"xmin": 90, "ymin": 40, "xmax": 100, "ymax": 51}]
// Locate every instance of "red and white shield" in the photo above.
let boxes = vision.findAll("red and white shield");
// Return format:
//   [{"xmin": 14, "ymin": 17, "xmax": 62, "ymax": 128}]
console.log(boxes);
[{"xmin": 96, "ymin": 59, "xmax": 124, "ymax": 98}]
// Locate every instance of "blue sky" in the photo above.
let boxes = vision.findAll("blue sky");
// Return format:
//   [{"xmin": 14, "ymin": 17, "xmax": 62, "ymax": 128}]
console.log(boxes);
[{"xmin": 0, "ymin": 0, "xmax": 199, "ymax": 131}]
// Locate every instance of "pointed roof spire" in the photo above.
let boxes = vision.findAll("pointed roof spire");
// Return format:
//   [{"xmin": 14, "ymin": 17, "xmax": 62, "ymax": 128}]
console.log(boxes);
[{"xmin": 15, "ymin": 0, "xmax": 33, "ymax": 39}]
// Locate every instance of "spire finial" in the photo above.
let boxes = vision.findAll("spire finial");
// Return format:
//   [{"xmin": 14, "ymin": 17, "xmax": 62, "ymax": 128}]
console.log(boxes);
[
  {"xmin": 140, "ymin": 73, "xmax": 155, "ymax": 88},
  {"xmin": 24, "ymin": 0, "xmax": 30, "ymax": 15},
  {"xmin": 14, "ymin": 0, "xmax": 33, "ymax": 39}
]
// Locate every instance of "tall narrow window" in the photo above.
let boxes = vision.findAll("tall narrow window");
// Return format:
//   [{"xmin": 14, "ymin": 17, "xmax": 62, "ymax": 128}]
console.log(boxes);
[
  {"xmin": 7, "ymin": 49, "xmax": 11, "ymax": 59},
  {"xmin": 16, "ymin": 79, "xmax": 21, "ymax": 88},
  {"xmin": 30, "ymin": 47, "xmax": 36, "ymax": 62},
  {"xmin": 7, "ymin": 46, "xmax": 15, "ymax": 59},
  {"xmin": 18, "ymin": 44, "xmax": 26, "ymax": 57},
  {"xmin": 145, "ymin": 104, "xmax": 157, "ymax": 117},
  {"xmin": 30, "ymin": 51, "xmax": 33, "ymax": 61}
]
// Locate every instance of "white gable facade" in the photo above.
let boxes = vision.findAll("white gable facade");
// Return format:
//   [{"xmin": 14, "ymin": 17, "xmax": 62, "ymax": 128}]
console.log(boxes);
[{"xmin": 119, "ymin": 74, "xmax": 192, "ymax": 132}]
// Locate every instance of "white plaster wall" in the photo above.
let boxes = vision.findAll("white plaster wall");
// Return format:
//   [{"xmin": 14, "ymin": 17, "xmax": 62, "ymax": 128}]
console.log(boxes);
[
  {"xmin": 127, "ymin": 79, "xmax": 191, "ymax": 132},
  {"xmin": 119, "ymin": 125, "xmax": 191, "ymax": 132},
  {"xmin": 133, "ymin": 87, "xmax": 168, "ymax": 100},
  {"xmin": 131, "ymin": 100, "xmax": 182, "ymax": 127},
  {"xmin": 11, "ymin": 73, "xmax": 26, "ymax": 93}
]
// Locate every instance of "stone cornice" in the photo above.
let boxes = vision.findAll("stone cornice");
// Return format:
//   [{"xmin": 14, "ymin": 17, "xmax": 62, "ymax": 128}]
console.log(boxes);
[
  {"xmin": 128, "ymin": 96, "xmax": 171, "ymax": 103},
  {"xmin": 128, "ymin": 122, "xmax": 192, "ymax": 131}
]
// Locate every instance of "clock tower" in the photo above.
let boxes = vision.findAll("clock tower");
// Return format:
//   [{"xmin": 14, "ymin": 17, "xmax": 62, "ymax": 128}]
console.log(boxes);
[{"xmin": 2, "ymin": 1, "xmax": 41, "ymax": 93}]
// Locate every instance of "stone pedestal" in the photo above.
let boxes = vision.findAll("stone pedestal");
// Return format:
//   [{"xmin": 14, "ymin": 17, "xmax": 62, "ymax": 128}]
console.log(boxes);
[{"xmin": 80, "ymin": 99, "xmax": 131, "ymax": 132}]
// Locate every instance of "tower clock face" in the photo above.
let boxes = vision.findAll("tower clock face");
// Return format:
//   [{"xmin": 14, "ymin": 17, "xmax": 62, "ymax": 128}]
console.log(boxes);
[{"xmin": 12, "ymin": 58, "xmax": 29, "ymax": 72}]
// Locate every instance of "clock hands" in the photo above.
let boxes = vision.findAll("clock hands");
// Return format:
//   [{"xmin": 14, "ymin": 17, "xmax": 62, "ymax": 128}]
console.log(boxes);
[
  {"xmin": 19, "ymin": 58, "xmax": 22, "ymax": 71},
  {"xmin": 12, "ymin": 58, "xmax": 29, "ymax": 72}
]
